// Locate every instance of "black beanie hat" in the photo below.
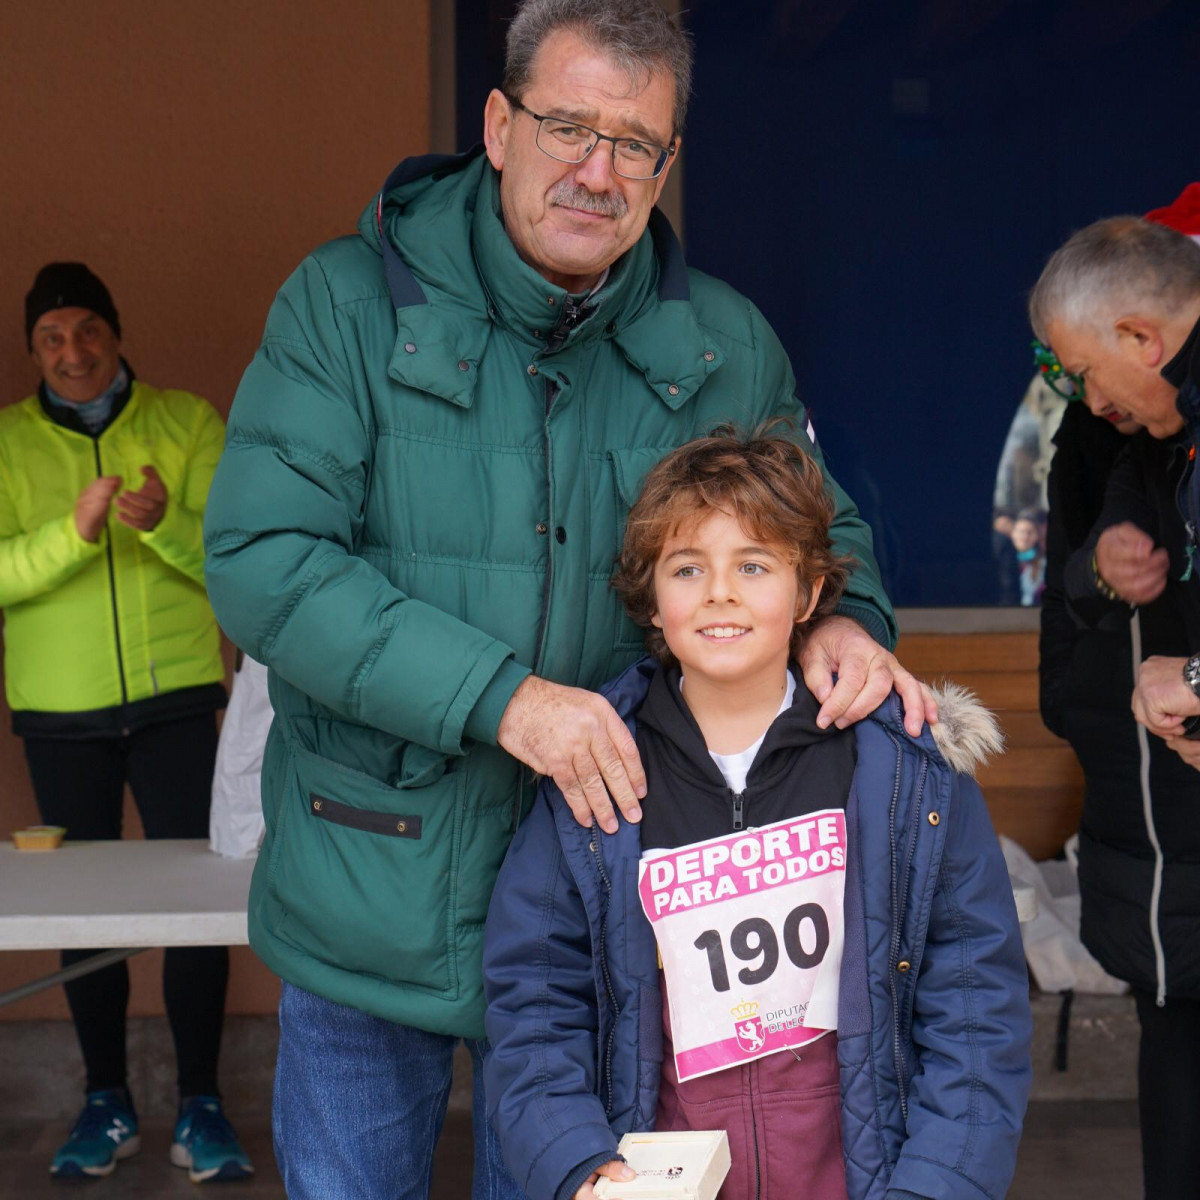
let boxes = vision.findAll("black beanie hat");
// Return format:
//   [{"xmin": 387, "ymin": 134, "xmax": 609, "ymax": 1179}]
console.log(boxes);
[{"xmin": 25, "ymin": 262, "xmax": 121, "ymax": 349}]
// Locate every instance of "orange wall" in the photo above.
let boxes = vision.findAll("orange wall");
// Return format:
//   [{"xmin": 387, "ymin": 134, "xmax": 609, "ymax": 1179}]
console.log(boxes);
[{"xmin": 0, "ymin": 0, "xmax": 433, "ymax": 1019}]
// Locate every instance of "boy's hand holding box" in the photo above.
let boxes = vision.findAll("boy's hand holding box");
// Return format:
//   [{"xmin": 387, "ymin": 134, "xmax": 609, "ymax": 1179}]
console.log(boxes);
[{"xmin": 592, "ymin": 1132, "xmax": 731, "ymax": 1200}]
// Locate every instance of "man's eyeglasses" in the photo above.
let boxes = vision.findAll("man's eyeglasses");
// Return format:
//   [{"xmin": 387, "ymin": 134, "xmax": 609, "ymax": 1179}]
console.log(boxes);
[
  {"xmin": 505, "ymin": 95, "xmax": 676, "ymax": 181},
  {"xmin": 1032, "ymin": 339, "xmax": 1085, "ymax": 401}
]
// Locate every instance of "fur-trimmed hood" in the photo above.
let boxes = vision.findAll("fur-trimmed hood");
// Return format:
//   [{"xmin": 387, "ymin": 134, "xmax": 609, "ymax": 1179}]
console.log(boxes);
[{"xmin": 926, "ymin": 682, "xmax": 1004, "ymax": 778}]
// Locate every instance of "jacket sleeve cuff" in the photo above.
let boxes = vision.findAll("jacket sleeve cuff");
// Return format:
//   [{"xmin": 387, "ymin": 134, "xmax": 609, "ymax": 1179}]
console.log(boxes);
[
  {"xmin": 1062, "ymin": 543, "xmax": 1128, "ymax": 626},
  {"xmin": 139, "ymin": 498, "xmax": 205, "ymax": 580},
  {"xmin": 142, "ymin": 493, "xmax": 191, "ymax": 550},
  {"xmin": 462, "ymin": 657, "xmax": 532, "ymax": 745},
  {"xmin": 556, "ymin": 1152, "xmax": 626, "ymax": 1200},
  {"xmin": 69, "ymin": 514, "xmax": 106, "ymax": 553},
  {"xmin": 833, "ymin": 599, "xmax": 893, "ymax": 650}
]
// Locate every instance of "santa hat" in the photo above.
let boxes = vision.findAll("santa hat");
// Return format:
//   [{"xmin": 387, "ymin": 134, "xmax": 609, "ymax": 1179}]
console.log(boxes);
[{"xmin": 1145, "ymin": 183, "xmax": 1200, "ymax": 243}]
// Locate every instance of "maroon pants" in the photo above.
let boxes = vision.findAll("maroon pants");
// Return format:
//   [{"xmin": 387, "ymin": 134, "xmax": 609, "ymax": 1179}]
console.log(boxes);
[{"xmin": 657, "ymin": 984, "xmax": 848, "ymax": 1200}]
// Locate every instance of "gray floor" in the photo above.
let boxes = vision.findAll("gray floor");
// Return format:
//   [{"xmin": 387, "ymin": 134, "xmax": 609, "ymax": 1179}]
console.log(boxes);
[
  {"xmin": 0, "ymin": 1101, "xmax": 1141, "ymax": 1198},
  {"xmin": 0, "ymin": 995, "xmax": 1145, "ymax": 1197}
]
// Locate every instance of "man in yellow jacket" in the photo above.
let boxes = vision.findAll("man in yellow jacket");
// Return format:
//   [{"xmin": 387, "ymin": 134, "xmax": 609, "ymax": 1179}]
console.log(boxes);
[{"xmin": 0, "ymin": 262, "xmax": 251, "ymax": 1182}]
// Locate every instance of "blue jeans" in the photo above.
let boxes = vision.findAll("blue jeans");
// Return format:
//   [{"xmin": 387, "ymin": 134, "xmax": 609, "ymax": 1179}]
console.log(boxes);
[{"xmin": 273, "ymin": 981, "xmax": 527, "ymax": 1200}]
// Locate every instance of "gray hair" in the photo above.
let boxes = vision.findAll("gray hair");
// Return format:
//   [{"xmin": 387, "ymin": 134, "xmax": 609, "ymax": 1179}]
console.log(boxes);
[
  {"xmin": 1029, "ymin": 216, "xmax": 1200, "ymax": 342},
  {"xmin": 504, "ymin": 0, "xmax": 693, "ymax": 137}
]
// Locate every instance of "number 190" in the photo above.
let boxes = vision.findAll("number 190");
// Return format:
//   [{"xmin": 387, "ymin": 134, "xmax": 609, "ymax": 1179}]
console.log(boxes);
[{"xmin": 693, "ymin": 904, "xmax": 830, "ymax": 993}]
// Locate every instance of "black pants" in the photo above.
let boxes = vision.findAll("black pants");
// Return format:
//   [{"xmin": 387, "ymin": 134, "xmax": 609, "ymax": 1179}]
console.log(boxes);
[
  {"xmin": 25, "ymin": 713, "xmax": 228, "ymax": 1099},
  {"xmin": 1133, "ymin": 988, "xmax": 1200, "ymax": 1199}
]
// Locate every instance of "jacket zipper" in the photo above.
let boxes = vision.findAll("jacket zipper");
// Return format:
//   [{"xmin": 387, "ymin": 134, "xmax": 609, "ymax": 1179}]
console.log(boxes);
[
  {"xmin": 728, "ymin": 788, "xmax": 760, "ymax": 1195},
  {"xmin": 531, "ymin": 292, "xmax": 594, "ymax": 672},
  {"xmin": 1172, "ymin": 441, "xmax": 1198, "ymax": 580},
  {"xmin": 1130, "ymin": 610, "xmax": 1168, "ymax": 1005},
  {"xmin": 894, "ymin": 754, "xmax": 928, "ymax": 1117},
  {"xmin": 896, "ymin": 758, "xmax": 928, "ymax": 936},
  {"xmin": 530, "ymin": 378, "xmax": 560, "ymax": 674},
  {"xmin": 542, "ymin": 293, "xmax": 590, "ymax": 355},
  {"xmin": 93, "ymin": 442, "xmax": 130, "ymax": 723},
  {"xmin": 589, "ymin": 827, "xmax": 622, "ymax": 1114},
  {"xmin": 884, "ymin": 730, "xmax": 909, "ymax": 1122},
  {"xmin": 748, "ymin": 1060, "xmax": 762, "ymax": 1200}
]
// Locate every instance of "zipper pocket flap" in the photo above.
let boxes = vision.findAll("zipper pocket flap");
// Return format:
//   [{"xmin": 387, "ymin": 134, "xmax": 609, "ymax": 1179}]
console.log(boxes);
[{"xmin": 308, "ymin": 793, "xmax": 423, "ymax": 838}]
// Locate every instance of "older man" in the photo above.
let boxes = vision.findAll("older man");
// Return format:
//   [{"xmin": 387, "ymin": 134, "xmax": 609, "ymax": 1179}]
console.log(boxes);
[
  {"xmin": 1, "ymin": 263, "xmax": 250, "ymax": 1181},
  {"xmin": 1030, "ymin": 215, "xmax": 1200, "ymax": 755},
  {"xmin": 204, "ymin": 2, "xmax": 929, "ymax": 1195},
  {"xmin": 1030, "ymin": 207, "xmax": 1200, "ymax": 1200}
]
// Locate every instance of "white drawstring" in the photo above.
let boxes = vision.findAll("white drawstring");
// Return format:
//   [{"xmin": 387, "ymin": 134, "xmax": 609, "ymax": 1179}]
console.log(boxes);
[{"xmin": 1131, "ymin": 610, "xmax": 1168, "ymax": 1007}]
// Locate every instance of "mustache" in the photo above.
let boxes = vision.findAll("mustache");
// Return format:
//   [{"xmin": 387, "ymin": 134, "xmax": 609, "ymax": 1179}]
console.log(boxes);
[{"xmin": 549, "ymin": 181, "xmax": 628, "ymax": 219}]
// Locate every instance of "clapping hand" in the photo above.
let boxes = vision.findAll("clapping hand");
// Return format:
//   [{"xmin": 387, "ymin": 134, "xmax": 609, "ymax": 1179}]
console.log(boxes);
[{"xmin": 114, "ymin": 465, "xmax": 168, "ymax": 531}]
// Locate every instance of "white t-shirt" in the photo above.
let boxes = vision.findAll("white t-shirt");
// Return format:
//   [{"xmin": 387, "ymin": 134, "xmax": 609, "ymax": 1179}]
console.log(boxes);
[{"xmin": 682, "ymin": 673, "xmax": 797, "ymax": 794}]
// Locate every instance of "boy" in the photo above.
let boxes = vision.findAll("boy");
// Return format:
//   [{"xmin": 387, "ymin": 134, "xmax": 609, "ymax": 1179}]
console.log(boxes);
[{"xmin": 483, "ymin": 427, "xmax": 1031, "ymax": 1200}]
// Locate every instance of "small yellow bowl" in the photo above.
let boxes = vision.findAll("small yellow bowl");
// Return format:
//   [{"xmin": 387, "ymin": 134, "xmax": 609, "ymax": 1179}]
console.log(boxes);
[{"xmin": 12, "ymin": 825, "xmax": 67, "ymax": 851}]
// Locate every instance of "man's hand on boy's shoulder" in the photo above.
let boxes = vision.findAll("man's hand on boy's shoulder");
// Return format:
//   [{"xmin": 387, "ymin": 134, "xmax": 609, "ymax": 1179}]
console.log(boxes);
[
  {"xmin": 498, "ymin": 675, "xmax": 647, "ymax": 834},
  {"xmin": 799, "ymin": 615, "xmax": 937, "ymax": 738}
]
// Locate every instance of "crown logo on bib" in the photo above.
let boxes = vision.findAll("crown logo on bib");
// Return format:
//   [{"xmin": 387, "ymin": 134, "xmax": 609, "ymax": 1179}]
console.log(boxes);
[{"xmin": 729, "ymin": 998, "xmax": 759, "ymax": 1021}]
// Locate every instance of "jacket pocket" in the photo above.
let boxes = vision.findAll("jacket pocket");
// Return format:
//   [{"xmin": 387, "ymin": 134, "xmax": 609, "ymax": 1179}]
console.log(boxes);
[
  {"xmin": 307, "ymin": 794, "xmax": 423, "ymax": 838},
  {"xmin": 608, "ymin": 447, "xmax": 672, "ymax": 651},
  {"xmin": 270, "ymin": 739, "xmax": 464, "ymax": 996}
]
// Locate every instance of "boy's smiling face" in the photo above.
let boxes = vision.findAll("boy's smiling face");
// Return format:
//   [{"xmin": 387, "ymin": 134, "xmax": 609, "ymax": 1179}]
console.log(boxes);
[{"xmin": 651, "ymin": 508, "xmax": 823, "ymax": 691}]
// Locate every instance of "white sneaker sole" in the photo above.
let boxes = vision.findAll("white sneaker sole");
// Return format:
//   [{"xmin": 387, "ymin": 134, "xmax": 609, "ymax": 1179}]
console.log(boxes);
[
  {"xmin": 51, "ymin": 1134, "xmax": 141, "ymax": 1178},
  {"xmin": 170, "ymin": 1141, "xmax": 253, "ymax": 1183}
]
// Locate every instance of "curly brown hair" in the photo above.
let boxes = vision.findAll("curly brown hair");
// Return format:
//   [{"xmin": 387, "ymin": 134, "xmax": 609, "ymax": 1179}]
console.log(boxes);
[{"xmin": 612, "ymin": 422, "xmax": 854, "ymax": 664}]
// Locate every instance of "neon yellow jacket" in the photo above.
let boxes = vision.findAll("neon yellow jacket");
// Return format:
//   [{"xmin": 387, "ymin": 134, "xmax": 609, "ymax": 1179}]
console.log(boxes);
[{"xmin": 0, "ymin": 379, "xmax": 225, "ymax": 729}]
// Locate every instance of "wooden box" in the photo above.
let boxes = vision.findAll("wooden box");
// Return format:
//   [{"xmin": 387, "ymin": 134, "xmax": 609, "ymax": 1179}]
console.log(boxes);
[{"xmin": 593, "ymin": 1130, "xmax": 731, "ymax": 1200}]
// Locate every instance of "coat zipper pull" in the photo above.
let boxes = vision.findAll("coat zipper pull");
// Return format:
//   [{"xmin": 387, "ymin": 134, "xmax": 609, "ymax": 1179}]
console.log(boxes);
[
  {"xmin": 731, "ymin": 790, "xmax": 745, "ymax": 830},
  {"xmin": 543, "ymin": 294, "xmax": 593, "ymax": 354}
]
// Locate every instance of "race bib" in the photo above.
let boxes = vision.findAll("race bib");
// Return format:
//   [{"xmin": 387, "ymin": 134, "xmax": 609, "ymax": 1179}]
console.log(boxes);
[{"xmin": 638, "ymin": 809, "xmax": 846, "ymax": 1082}]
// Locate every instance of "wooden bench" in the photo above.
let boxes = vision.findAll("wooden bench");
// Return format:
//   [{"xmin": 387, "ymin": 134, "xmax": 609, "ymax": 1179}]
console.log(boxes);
[{"xmin": 896, "ymin": 631, "xmax": 1082, "ymax": 861}]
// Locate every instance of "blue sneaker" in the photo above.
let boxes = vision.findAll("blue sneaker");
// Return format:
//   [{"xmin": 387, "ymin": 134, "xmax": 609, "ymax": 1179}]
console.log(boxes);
[
  {"xmin": 170, "ymin": 1096, "xmax": 254, "ymax": 1182},
  {"xmin": 50, "ymin": 1089, "xmax": 141, "ymax": 1178}
]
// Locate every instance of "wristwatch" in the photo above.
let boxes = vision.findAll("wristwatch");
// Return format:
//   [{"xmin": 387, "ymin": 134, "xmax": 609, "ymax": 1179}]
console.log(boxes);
[{"xmin": 1183, "ymin": 653, "xmax": 1200, "ymax": 699}]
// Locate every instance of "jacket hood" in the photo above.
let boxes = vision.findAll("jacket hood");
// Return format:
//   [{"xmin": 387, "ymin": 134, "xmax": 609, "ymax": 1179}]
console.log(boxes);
[
  {"xmin": 925, "ymin": 681, "xmax": 1004, "ymax": 777},
  {"xmin": 357, "ymin": 146, "xmax": 492, "ymax": 314},
  {"xmin": 844, "ymin": 678, "xmax": 1003, "ymax": 779},
  {"xmin": 600, "ymin": 658, "xmax": 1003, "ymax": 779},
  {"xmin": 357, "ymin": 149, "xmax": 724, "ymax": 411}
]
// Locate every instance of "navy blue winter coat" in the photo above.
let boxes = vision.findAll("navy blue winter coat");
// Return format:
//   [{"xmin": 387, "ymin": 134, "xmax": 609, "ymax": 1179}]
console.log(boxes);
[{"xmin": 483, "ymin": 659, "xmax": 1032, "ymax": 1200}]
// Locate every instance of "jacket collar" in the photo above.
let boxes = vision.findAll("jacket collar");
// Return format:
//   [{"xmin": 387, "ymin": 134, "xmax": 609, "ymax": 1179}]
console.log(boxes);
[
  {"xmin": 635, "ymin": 662, "xmax": 837, "ymax": 795},
  {"xmin": 1164, "ymin": 310, "xmax": 1200, "ymax": 391},
  {"xmin": 1166, "ymin": 312, "xmax": 1200, "ymax": 431},
  {"xmin": 470, "ymin": 163, "xmax": 654, "ymax": 355},
  {"xmin": 366, "ymin": 150, "xmax": 725, "ymax": 411},
  {"xmin": 38, "ymin": 360, "xmax": 136, "ymax": 438}
]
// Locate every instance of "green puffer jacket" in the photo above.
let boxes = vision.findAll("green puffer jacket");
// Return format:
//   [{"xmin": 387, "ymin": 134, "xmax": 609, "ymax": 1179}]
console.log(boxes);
[
  {"xmin": 204, "ymin": 149, "xmax": 895, "ymax": 1037},
  {"xmin": 0, "ymin": 378, "xmax": 226, "ymax": 734}
]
